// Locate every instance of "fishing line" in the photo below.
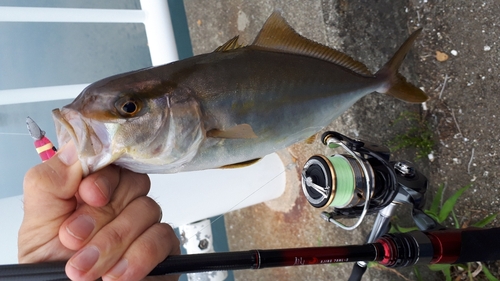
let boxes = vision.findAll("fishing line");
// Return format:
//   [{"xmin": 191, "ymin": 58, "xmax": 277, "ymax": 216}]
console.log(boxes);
[
  {"xmin": 0, "ymin": 132, "xmax": 30, "ymax": 136},
  {"xmin": 186, "ymin": 168, "xmax": 286, "ymax": 241}
]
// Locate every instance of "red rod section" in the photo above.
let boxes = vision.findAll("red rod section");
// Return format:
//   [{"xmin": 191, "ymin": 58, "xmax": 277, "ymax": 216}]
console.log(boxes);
[{"xmin": 256, "ymin": 245, "xmax": 381, "ymax": 269}]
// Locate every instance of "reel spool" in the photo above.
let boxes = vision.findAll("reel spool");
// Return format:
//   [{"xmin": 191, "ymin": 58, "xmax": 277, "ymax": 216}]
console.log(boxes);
[
  {"xmin": 301, "ymin": 154, "xmax": 375, "ymax": 209},
  {"xmin": 300, "ymin": 132, "xmax": 382, "ymax": 230}
]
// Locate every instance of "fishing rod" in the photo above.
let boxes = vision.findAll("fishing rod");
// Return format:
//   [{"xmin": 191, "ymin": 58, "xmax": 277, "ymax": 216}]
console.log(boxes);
[
  {"xmin": 2, "ymin": 227, "xmax": 500, "ymax": 280},
  {"xmin": 2, "ymin": 131, "xmax": 500, "ymax": 280}
]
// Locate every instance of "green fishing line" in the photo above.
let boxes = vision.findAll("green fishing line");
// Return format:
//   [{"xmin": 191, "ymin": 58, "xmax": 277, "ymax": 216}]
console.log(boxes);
[{"xmin": 328, "ymin": 155, "xmax": 354, "ymax": 207}]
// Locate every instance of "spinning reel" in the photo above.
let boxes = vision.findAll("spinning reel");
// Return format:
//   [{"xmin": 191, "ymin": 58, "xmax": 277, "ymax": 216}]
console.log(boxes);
[
  {"xmin": 301, "ymin": 131, "xmax": 433, "ymax": 230},
  {"xmin": 301, "ymin": 131, "xmax": 442, "ymax": 280}
]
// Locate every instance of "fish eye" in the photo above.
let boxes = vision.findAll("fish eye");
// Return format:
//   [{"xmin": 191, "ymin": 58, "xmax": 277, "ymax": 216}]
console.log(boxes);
[
  {"xmin": 122, "ymin": 101, "xmax": 137, "ymax": 114},
  {"xmin": 115, "ymin": 98, "xmax": 142, "ymax": 117}
]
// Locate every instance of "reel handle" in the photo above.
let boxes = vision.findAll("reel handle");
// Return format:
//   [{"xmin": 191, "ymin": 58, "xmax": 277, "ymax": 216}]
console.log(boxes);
[{"xmin": 347, "ymin": 263, "xmax": 367, "ymax": 281}]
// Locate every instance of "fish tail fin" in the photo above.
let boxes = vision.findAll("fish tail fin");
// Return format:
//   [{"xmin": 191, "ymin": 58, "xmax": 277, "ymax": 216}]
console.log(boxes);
[{"xmin": 375, "ymin": 28, "xmax": 429, "ymax": 103}]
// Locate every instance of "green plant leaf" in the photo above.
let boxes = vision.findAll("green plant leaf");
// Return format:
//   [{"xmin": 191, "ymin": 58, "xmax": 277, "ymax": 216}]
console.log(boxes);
[
  {"xmin": 481, "ymin": 263, "xmax": 500, "ymax": 281},
  {"xmin": 451, "ymin": 209, "xmax": 460, "ymax": 229},
  {"xmin": 455, "ymin": 264, "xmax": 468, "ymax": 270},
  {"xmin": 393, "ymin": 111, "xmax": 419, "ymax": 124},
  {"xmin": 430, "ymin": 184, "xmax": 444, "ymax": 215},
  {"xmin": 413, "ymin": 266, "xmax": 423, "ymax": 281},
  {"xmin": 389, "ymin": 111, "xmax": 434, "ymax": 159},
  {"xmin": 395, "ymin": 225, "xmax": 419, "ymax": 233},
  {"xmin": 389, "ymin": 224, "xmax": 399, "ymax": 233},
  {"xmin": 429, "ymin": 264, "xmax": 452, "ymax": 281},
  {"xmin": 473, "ymin": 213, "xmax": 498, "ymax": 228},
  {"xmin": 468, "ymin": 262, "xmax": 473, "ymax": 281},
  {"xmin": 424, "ymin": 211, "xmax": 440, "ymax": 223},
  {"xmin": 429, "ymin": 264, "xmax": 452, "ymax": 271},
  {"xmin": 438, "ymin": 184, "xmax": 471, "ymax": 223}
]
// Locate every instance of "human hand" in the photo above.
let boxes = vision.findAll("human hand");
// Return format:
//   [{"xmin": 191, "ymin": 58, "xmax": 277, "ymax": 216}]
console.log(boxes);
[{"xmin": 18, "ymin": 141, "xmax": 180, "ymax": 281}]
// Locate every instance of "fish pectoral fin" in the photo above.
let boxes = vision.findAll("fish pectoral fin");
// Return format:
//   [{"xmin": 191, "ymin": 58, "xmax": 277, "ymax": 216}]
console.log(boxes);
[
  {"xmin": 220, "ymin": 158, "xmax": 262, "ymax": 169},
  {"xmin": 251, "ymin": 12, "xmax": 372, "ymax": 76},
  {"xmin": 207, "ymin": 124, "xmax": 258, "ymax": 139},
  {"xmin": 214, "ymin": 36, "xmax": 243, "ymax": 52},
  {"xmin": 305, "ymin": 134, "xmax": 317, "ymax": 144}
]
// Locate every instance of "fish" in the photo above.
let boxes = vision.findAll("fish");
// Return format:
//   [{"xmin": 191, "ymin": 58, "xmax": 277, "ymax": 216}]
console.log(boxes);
[{"xmin": 52, "ymin": 12, "xmax": 428, "ymax": 176}]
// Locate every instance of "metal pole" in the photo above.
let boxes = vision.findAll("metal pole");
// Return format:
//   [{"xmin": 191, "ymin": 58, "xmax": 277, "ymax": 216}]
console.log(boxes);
[
  {"xmin": 0, "ymin": 0, "xmax": 178, "ymax": 104},
  {"xmin": 0, "ymin": 84, "xmax": 88, "ymax": 105},
  {"xmin": 140, "ymin": 0, "xmax": 179, "ymax": 65},
  {"xmin": 0, "ymin": 6, "xmax": 146, "ymax": 23}
]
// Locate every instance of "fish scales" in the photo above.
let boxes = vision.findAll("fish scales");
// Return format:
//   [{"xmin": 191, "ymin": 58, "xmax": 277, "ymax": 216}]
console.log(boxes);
[
  {"xmin": 52, "ymin": 12, "xmax": 428, "ymax": 175},
  {"xmin": 171, "ymin": 50, "xmax": 376, "ymax": 169}
]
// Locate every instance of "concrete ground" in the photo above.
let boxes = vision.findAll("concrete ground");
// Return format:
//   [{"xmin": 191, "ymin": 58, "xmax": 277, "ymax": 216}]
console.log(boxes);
[{"xmin": 182, "ymin": 1, "xmax": 500, "ymax": 280}]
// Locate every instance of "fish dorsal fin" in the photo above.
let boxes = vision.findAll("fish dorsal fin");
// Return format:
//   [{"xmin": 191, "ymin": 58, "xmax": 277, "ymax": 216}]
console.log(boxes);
[
  {"xmin": 251, "ymin": 12, "xmax": 373, "ymax": 76},
  {"xmin": 221, "ymin": 158, "xmax": 261, "ymax": 169},
  {"xmin": 214, "ymin": 36, "xmax": 243, "ymax": 52},
  {"xmin": 207, "ymin": 124, "xmax": 258, "ymax": 139}
]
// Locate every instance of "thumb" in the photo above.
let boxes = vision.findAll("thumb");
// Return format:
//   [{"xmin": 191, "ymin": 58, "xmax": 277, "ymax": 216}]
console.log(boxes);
[{"xmin": 21, "ymin": 141, "xmax": 83, "ymax": 238}]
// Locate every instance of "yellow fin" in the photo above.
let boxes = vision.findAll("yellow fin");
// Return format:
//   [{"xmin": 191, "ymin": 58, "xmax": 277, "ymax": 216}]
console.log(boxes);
[
  {"xmin": 207, "ymin": 124, "xmax": 258, "ymax": 139},
  {"xmin": 305, "ymin": 134, "xmax": 316, "ymax": 144},
  {"xmin": 214, "ymin": 36, "xmax": 243, "ymax": 52},
  {"xmin": 251, "ymin": 12, "xmax": 372, "ymax": 76},
  {"xmin": 374, "ymin": 29, "xmax": 429, "ymax": 103},
  {"xmin": 221, "ymin": 158, "xmax": 261, "ymax": 169}
]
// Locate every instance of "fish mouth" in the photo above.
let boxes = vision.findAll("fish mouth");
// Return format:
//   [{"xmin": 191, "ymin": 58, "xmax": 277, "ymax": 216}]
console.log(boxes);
[{"xmin": 52, "ymin": 108, "xmax": 110, "ymax": 175}]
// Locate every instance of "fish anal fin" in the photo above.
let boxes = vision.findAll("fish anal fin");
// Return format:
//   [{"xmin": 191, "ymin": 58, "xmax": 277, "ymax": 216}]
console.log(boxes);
[
  {"xmin": 375, "ymin": 29, "xmax": 429, "ymax": 103},
  {"xmin": 207, "ymin": 124, "xmax": 258, "ymax": 139},
  {"xmin": 251, "ymin": 12, "xmax": 373, "ymax": 76},
  {"xmin": 214, "ymin": 36, "xmax": 243, "ymax": 52},
  {"xmin": 221, "ymin": 158, "xmax": 261, "ymax": 169}
]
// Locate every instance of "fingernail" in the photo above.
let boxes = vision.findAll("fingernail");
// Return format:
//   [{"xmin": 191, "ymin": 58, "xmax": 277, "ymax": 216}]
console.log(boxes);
[
  {"xmin": 66, "ymin": 214, "xmax": 95, "ymax": 240},
  {"xmin": 106, "ymin": 258, "xmax": 128, "ymax": 279},
  {"xmin": 58, "ymin": 141, "xmax": 78, "ymax": 166},
  {"xmin": 70, "ymin": 246, "xmax": 99, "ymax": 272},
  {"xmin": 94, "ymin": 176, "xmax": 110, "ymax": 200}
]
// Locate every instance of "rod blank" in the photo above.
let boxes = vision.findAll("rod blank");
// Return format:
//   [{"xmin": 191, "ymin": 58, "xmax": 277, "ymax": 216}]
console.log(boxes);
[{"xmin": 0, "ymin": 245, "xmax": 378, "ymax": 280}]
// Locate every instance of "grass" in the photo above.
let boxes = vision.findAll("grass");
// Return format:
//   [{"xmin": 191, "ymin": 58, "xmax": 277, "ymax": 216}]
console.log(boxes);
[
  {"xmin": 390, "ymin": 111, "xmax": 434, "ymax": 160},
  {"xmin": 391, "ymin": 183, "xmax": 499, "ymax": 281}
]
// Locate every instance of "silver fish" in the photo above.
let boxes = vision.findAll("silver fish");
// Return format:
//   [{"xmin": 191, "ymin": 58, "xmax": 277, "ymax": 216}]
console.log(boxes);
[{"xmin": 52, "ymin": 12, "xmax": 428, "ymax": 175}]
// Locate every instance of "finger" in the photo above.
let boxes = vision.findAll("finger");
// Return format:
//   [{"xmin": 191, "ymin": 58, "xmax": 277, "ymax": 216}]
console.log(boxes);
[
  {"xmin": 78, "ymin": 165, "xmax": 121, "ymax": 207},
  {"xmin": 19, "ymin": 141, "xmax": 82, "ymax": 262},
  {"xmin": 59, "ymin": 170, "xmax": 151, "ymax": 250},
  {"xmin": 108, "ymin": 168, "xmax": 151, "ymax": 211},
  {"xmin": 22, "ymin": 141, "xmax": 82, "ymax": 216},
  {"xmin": 65, "ymin": 196, "xmax": 162, "ymax": 280},
  {"xmin": 103, "ymin": 223, "xmax": 180, "ymax": 281}
]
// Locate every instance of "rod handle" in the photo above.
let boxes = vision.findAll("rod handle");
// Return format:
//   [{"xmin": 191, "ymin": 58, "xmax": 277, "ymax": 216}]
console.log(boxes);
[
  {"xmin": 455, "ymin": 228, "xmax": 500, "ymax": 263},
  {"xmin": 0, "ymin": 251, "xmax": 257, "ymax": 280},
  {"xmin": 426, "ymin": 227, "xmax": 500, "ymax": 264}
]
